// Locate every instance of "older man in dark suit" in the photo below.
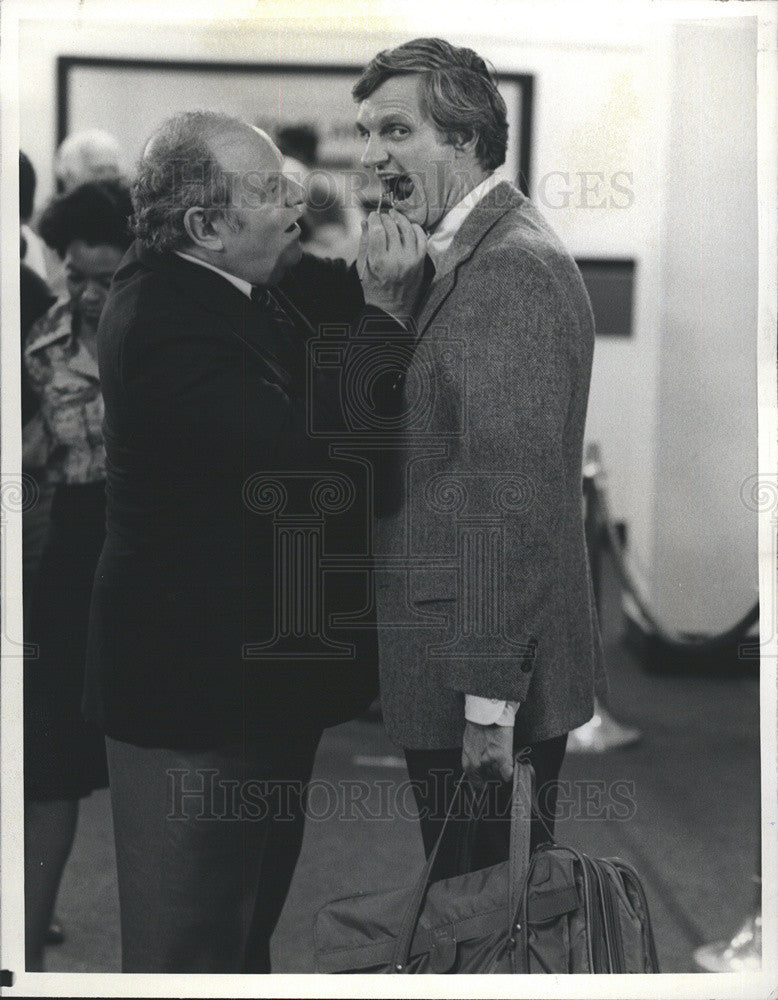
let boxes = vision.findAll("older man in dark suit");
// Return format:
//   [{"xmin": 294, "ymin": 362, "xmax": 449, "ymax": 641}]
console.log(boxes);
[
  {"xmin": 353, "ymin": 39, "xmax": 607, "ymax": 877},
  {"xmin": 84, "ymin": 111, "xmax": 427, "ymax": 972}
]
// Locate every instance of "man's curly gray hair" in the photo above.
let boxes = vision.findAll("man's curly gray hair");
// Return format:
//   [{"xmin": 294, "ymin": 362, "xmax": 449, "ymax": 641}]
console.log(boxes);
[{"xmin": 130, "ymin": 110, "xmax": 245, "ymax": 253}]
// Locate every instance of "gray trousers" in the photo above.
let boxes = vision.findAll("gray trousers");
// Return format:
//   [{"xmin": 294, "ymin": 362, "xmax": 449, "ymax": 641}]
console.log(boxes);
[{"xmin": 105, "ymin": 731, "xmax": 320, "ymax": 972}]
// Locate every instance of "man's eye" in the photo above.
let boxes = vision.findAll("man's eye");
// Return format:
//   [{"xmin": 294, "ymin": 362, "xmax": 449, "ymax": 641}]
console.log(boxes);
[{"xmin": 386, "ymin": 126, "xmax": 409, "ymax": 139}]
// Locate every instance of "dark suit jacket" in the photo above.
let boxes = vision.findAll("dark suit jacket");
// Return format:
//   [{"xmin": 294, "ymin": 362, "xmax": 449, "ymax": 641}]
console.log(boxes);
[
  {"xmin": 84, "ymin": 244, "xmax": 402, "ymax": 748},
  {"xmin": 374, "ymin": 182, "xmax": 607, "ymax": 749}
]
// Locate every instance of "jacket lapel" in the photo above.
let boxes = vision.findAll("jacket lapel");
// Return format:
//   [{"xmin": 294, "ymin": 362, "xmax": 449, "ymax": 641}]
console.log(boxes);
[
  {"xmin": 142, "ymin": 246, "xmax": 255, "ymax": 330},
  {"xmin": 130, "ymin": 245, "xmax": 298, "ymax": 388},
  {"xmin": 416, "ymin": 181, "xmax": 525, "ymax": 337}
]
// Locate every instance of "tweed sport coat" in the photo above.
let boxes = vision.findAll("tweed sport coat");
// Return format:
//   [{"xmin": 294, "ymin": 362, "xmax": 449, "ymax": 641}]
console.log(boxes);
[{"xmin": 373, "ymin": 181, "xmax": 607, "ymax": 749}]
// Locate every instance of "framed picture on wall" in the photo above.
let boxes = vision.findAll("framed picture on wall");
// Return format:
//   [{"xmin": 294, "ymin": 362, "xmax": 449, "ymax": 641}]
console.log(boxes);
[
  {"xmin": 575, "ymin": 258, "xmax": 636, "ymax": 337},
  {"xmin": 57, "ymin": 56, "xmax": 534, "ymax": 205}
]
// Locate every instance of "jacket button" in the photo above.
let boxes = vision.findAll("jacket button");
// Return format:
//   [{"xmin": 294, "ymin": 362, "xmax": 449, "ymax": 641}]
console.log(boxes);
[{"xmin": 520, "ymin": 659, "xmax": 533, "ymax": 674}]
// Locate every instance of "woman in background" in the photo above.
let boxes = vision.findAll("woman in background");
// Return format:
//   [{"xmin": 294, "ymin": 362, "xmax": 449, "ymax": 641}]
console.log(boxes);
[{"xmin": 23, "ymin": 178, "xmax": 132, "ymax": 970}]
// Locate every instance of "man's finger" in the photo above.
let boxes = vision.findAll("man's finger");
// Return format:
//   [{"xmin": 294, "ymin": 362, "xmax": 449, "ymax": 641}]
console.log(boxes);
[
  {"xmin": 391, "ymin": 209, "xmax": 414, "ymax": 249},
  {"xmin": 462, "ymin": 746, "xmax": 483, "ymax": 790},
  {"xmin": 411, "ymin": 222, "xmax": 427, "ymax": 258},
  {"xmin": 498, "ymin": 754, "xmax": 514, "ymax": 783},
  {"xmin": 356, "ymin": 221, "xmax": 369, "ymax": 278},
  {"xmin": 468, "ymin": 768, "xmax": 486, "ymax": 792},
  {"xmin": 366, "ymin": 212, "xmax": 387, "ymax": 259},
  {"xmin": 380, "ymin": 212, "xmax": 402, "ymax": 256}
]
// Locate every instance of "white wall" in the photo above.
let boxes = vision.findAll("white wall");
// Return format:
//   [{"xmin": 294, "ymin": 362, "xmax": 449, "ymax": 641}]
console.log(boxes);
[
  {"xmin": 15, "ymin": 1, "xmax": 760, "ymax": 635},
  {"xmin": 653, "ymin": 18, "xmax": 759, "ymax": 632}
]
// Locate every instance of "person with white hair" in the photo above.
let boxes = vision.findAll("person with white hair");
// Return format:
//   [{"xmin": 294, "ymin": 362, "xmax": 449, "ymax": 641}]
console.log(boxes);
[{"xmin": 54, "ymin": 128, "xmax": 123, "ymax": 193}]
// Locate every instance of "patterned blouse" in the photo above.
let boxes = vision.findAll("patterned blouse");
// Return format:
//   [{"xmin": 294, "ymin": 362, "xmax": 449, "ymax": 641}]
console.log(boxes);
[{"xmin": 23, "ymin": 298, "xmax": 105, "ymax": 484}]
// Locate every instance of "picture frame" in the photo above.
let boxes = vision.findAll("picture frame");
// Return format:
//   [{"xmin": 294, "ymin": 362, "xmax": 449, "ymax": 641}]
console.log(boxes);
[{"xmin": 56, "ymin": 56, "xmax": 534, "ymax": 199}]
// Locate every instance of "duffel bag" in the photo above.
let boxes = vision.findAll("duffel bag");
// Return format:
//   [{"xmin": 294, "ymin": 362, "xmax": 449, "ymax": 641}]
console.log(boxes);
[{"xmin": 314, "ymin": 756, "xmax": 660, "ymax": 973}]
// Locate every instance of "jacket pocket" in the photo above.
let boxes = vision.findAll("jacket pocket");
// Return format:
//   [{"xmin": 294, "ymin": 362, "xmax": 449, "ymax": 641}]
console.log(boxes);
[{"xmin": 408, "ymin": 567, "xmax": 458, "ymax": 604}]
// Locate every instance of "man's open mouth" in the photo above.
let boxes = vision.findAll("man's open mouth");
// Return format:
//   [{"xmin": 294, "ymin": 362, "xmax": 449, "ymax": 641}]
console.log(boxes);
[
  {"xmin": 379, "ymin": 174, "xmax": 415, "ymax": 208},
  {"xmin": 284, "ymin": 220, "xmax": 300, "ymax": 234}
]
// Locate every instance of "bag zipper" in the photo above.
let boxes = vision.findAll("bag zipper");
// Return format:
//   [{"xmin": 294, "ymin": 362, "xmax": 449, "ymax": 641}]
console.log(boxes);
[
  {"xmin": 581, "ymin": 854, "xmax": 612, "ymax": 972},
  {"xmin": 550, "ymin": 846, "xmax": 598, "ymax": 972},
  {"xmin": 608, "ymin": 858, "xmax": 660, "ymax": 972},
  {"xmin": 592, "ymin": 861, "xmax": 626, "ymax": 972}
]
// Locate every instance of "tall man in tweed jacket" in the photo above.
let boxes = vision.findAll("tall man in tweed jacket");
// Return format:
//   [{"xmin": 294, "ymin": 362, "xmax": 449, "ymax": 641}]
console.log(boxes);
[{"xmin": 354, "ymin": 38, "xmax": 606, "ymax": 876}]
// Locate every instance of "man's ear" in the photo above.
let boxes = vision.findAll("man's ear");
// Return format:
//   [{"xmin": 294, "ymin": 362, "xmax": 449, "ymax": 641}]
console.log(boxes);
[
  {"xmin": 451, "ymin": 130, "xmax": 478, "ymax": 158},
  {"xmin": 183, "ymin": 206, "xmax": 224, "ymax": 251}
]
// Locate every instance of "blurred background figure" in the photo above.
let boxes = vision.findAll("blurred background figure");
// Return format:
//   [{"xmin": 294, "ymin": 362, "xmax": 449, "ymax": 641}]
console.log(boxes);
[
  {"xmin": 20, "ymin": 150, "xmax": 48, "ymax": 280},
  {"xmin": 22, "ymin": 178, "xmax": 133, "ymax": 971},
  {"xmin": 20, "ymin": 251, "xmax": 60, "ymax": 948},
  {"xmin": 20, "ymin": 149, "xmax": 57, "ymax": 654},
  {"xmin": 276, "ymin": 123, "xmax": 363, "ymax": 261},
  {"xmin": 54, "ymin": 128, "xmax": 123, "ymax": 193},
  {"xmin": 48, "ymin": 130, "xmax": 125, "ymax": 295},
  {"xmin": 276, "ymin": 123, "xmax": 318, "ymax": 172}
]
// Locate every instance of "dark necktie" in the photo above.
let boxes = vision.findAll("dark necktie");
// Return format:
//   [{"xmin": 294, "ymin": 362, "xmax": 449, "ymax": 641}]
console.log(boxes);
[{"xmin": 249, "ymin": 285, "xmax": 304, "ymax": 385}]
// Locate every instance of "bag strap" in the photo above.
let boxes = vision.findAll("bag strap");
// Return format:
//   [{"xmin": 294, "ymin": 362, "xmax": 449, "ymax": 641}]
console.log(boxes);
[
  {"xmin": 391, "ymin": 756, "xmax": 536, "ymax": 973},
  {"xmin": 390, "ymin": 772, "xmax": 468, "ymax": 971},
  {"xmin": 508, "ymin": 757, "xmax": 535, "ymax": 941}
]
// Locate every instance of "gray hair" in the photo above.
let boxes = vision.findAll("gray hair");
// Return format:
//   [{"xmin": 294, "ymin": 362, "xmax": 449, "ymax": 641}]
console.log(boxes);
[
  {"xmin": 130, "ymin": 111, "xmax": 244, "ymax": 253},
  {"xmin": 353, "ymin": 38, "xmax": 508, "ymax": 172},
  {"xmin": 55, "ymin": 128, "xmax": 123, "ymax": 192}
]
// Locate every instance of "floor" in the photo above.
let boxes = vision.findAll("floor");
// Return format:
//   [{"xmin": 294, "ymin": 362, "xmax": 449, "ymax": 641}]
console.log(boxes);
[{"xmin": 36, "ymin": 560, "xmax": 762, "ymax": 975}]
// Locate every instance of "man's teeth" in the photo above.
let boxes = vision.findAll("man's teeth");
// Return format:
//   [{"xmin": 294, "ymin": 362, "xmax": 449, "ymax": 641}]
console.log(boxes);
[
  {"xmin": 382, "ymin": 175, "xmax": 414, "ymax": 205},
  {"xmin": 395, "ymin": 175, "xmax": 414, "ymax": 200}
]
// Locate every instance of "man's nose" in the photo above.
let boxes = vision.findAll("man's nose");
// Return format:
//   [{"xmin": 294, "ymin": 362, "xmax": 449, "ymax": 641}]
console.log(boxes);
[
  {"xmin": 285, "ymin": 175, "xmax": 306, "ymax": 207},
  {"xmin": 360, "ymin": 134, "xmax": 387, "ymax": 169}
]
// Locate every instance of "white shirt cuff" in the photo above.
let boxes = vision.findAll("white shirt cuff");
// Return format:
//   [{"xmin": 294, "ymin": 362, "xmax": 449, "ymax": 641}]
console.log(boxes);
[{"xmin": 465, "ymin": 695, "xmax": 520, "ymax": 727}]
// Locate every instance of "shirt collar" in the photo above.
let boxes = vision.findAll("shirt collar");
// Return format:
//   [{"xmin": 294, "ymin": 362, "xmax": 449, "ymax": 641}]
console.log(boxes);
[
  {"xmin": 174, "ymin": 250, "xmax": 254, "ymax": 299},
  {"xmin": 426, "ymin": 172, "xmax": 503, "ymax": 271},
  {"xmin": 25, "ymin": 298, "xmax": 73, "ymax": 355},
  {"xmin": 24, "ymin": 298, "xmax": 100, "ymax": 381}
]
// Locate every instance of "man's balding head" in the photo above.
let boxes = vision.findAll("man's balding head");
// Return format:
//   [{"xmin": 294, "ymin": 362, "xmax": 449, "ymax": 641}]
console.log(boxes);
[
  {"xmin": 131, "ymin": 111, "xmax": 249, "ymax": 254},
  {"xmin": 131, "ymin": 110, "xmax": 305, "ymax": 286}
]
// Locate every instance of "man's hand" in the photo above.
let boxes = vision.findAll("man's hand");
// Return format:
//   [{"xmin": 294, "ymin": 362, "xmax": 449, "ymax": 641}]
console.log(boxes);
[
  {"xmin": 462, "ymin": 720, "xmax": 514, "ymax": 789},
  {"xmin": 357, "ymin": 209, "xmax": 427, "ymax": 318}
]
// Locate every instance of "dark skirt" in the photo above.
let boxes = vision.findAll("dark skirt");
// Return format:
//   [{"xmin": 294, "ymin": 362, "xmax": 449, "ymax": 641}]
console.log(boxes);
[{"xmin": 24, "ymin": 481, "xmax": 109, "ymax": 800}]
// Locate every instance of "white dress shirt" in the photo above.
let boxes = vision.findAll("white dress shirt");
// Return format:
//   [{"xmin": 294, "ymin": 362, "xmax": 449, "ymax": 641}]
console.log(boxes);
[
  {"xmin": 427, "ymin": 172, "xmax": 519, "ymax": 728},
  {"xmin": 426, "ymin": 171, "xmax": 505, "ymax": 270},
  {"xmin": 174, "ymin": 250, "xmax": 254, "ymax": 299}
]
